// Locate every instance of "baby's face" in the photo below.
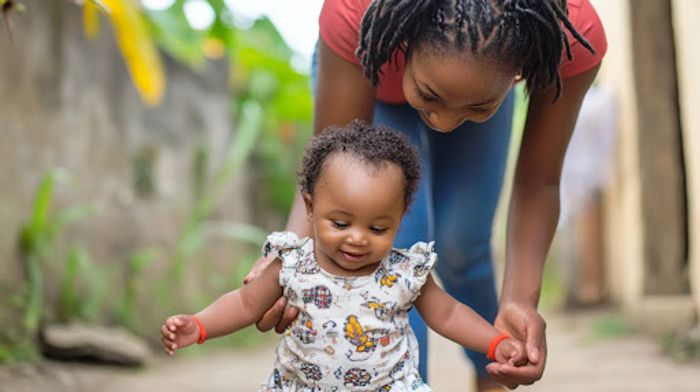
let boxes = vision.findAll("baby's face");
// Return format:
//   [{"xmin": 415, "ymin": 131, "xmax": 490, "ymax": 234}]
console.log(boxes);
[{"xmin": 305, "ymin": 154, "xmax": 406, "ymax": 276}]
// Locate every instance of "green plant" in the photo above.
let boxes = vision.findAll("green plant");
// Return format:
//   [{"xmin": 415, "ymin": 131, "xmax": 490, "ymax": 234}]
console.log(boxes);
[
  {"xmin": 117, "ymin": 248, "xmax": 158, "ymax": 328},
  {"xmin": 18, "ymin": 169, "xmax": 95, "ymax": 335},
  {"xmin": 56, "ymin": 246, "xmax": 106, "ymax": 322},
  {"xmin": 172, "ymin": 101, "xmax": 264, "ymax": 282}
]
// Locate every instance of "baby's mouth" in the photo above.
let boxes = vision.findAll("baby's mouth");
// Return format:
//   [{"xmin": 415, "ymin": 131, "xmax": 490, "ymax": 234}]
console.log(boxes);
[{"xmin": 341, "ymin": 251, "xmax": 367, "ymax": 261}]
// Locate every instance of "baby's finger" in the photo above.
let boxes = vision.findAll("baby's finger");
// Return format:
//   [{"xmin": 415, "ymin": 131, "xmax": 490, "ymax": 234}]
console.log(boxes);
[
  {"xmin": 173, "ymin": 316, "xmax": 185, "ymax": 327},
  {"xmin": 161, "ymin": 323, "xmax": 173, "ymax": 339},
  {"xmin": 161, "ymin": 338, "xmax": 174, "ymax": 355}
]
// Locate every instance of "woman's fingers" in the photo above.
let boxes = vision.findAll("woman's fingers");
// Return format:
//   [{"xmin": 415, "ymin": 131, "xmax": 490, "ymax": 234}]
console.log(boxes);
[
  {"xmin": 256, "ymin": 297, "xmax": 288, "ymax": 332},
  {"xmin": 486, "ymin": 360, "xmax": 543, "ymax": 388},
  {"xmin": 275, "ymin": 305, "xmax": 300, "ymax": 334}
]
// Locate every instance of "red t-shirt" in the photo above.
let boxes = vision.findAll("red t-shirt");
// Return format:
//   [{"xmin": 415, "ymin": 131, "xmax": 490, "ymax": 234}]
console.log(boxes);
[{"xmin": 319, "ymin": 0, "xmax": 608, "ymax": 104}]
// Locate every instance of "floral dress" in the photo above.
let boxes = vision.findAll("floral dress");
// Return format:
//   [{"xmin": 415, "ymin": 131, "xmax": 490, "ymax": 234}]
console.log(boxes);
[{"xmin": 259, "ymin": 231, "xmax": 436, "ymax": 392}]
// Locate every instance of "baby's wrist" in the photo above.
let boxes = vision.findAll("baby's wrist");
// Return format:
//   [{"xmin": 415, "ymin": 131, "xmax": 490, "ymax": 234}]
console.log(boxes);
[
  {"xmin": 192, "ymin": 316, "xmax": 208, "ymax": 344},
  {"xmin": 486, "ymin": 331, "xmax": 510, "ymax": 361}
]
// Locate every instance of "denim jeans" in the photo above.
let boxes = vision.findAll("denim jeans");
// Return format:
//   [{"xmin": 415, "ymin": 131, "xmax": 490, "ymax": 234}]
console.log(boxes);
[{"xmin": 311, "ymin": 47, "xmax": 514, "ymax": 380}]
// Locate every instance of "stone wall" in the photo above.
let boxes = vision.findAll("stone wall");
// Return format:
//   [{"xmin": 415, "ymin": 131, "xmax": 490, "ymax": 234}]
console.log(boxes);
[{"xmin": 0, "ymin": 1, "xmax": 252, "ymax": 339}]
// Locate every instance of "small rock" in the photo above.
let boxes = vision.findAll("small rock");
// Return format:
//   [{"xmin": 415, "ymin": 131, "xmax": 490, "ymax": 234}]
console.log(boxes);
[{"xmin": 40, "ymin": 323, "xmax": 152, "ymax": 366}]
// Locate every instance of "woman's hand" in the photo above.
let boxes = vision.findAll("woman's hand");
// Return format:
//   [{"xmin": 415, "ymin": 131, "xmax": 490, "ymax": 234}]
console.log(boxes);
[
  {"xmin": 485, "ymin": 302, "xmax": 547, "ymax": 389},
  {"xmin": 244, "ymin": 254, "xmax": 299, "ymax": 333}
]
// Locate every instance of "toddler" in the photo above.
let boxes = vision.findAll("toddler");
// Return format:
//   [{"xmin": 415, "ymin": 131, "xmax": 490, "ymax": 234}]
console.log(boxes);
[{"xmin": 161, "ymin": 121, "xmax": 525, "ymax": 391}]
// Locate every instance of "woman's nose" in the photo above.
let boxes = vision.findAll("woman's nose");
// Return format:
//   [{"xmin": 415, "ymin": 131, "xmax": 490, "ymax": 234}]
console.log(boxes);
[{"xmin": 428, "ymin": 110, "xmax": 465, "ymax": 133}]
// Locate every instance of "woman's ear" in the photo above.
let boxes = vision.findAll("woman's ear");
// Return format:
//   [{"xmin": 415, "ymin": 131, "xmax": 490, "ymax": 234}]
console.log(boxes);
[{"xmin": 302, "ymin": 193, "xmax": 314, "ymax": 222}]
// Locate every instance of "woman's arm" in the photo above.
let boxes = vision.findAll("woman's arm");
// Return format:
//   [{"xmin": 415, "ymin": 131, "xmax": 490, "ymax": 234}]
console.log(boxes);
[{"xmin": 488, "ymin": 64, "xmax": 601, "ymax": 387}]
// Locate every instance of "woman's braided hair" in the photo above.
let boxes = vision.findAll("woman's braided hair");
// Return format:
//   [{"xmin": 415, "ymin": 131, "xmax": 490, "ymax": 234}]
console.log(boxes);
[
  {"xmin": 356, "ymin": 0, "xmax": 595, "ymax": 99},
  {"xmin": 299, "ymin": 120, "xmax": 421, "ymax": 208}
]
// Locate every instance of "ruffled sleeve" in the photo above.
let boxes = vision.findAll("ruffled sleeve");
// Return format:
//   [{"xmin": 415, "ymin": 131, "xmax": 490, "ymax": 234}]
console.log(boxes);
[
  {"xmin": 262, "ymin": 231, "xmax": 304, "ymax": 259},
  {"xmin": 262, "ymin": 231, "xmax": 308, "ymax": 288},
  {"xmin": 391, "ymin": 241, "xmax": 437, "ymax": 308}
]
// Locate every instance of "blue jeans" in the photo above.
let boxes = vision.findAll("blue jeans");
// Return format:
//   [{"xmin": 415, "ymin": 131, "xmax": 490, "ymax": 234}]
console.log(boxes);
[{"xmin": 311, "ymin": 49, "xmax": 514, "ymax": 380}]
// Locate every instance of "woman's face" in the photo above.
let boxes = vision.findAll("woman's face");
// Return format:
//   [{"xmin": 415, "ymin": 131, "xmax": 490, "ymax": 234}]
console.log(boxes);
[{"xmin": 403, "ymin": 46, "xmax": 518, "ymax": 132}]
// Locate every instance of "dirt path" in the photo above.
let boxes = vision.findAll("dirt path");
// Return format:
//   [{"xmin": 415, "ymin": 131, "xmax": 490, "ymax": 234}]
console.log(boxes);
[{"xmin": 2, "ymin": 310, "xmax": 699, "ymax": 391}]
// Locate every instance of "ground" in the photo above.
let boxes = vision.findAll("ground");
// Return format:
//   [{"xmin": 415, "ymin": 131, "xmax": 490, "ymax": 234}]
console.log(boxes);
[{"xmin": 1, "ymin": 309, "xmax": 699, "ymax": 391}]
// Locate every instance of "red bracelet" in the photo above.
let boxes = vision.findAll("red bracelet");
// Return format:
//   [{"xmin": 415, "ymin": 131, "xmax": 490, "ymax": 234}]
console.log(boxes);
[
  {"xmin": 192, "ymin": 316, "xmax": 207, "ymax": 345},
  {"xmin": 487, "ymin": 332, "xmax": 510, "ymax": 361}
]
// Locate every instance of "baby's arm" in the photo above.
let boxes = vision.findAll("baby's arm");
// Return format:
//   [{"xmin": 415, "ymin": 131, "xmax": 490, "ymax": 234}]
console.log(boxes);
[
  {"xmin": 414, "ymin": 275, "xmax": 525, "ymax": 365},
  {"xmin": 161, "ymin": 258, "xmax": 283, "ymax": 355}
]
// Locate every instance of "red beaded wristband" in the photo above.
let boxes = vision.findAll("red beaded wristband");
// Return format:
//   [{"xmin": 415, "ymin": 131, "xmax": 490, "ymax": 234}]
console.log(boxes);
[
  {"xmin": 192, "ymin": 316, "xmax": 207, "ymax": 345},
  {"xmin": 487, "ymin": 332, "xmax": 510, "ymax": 361}
]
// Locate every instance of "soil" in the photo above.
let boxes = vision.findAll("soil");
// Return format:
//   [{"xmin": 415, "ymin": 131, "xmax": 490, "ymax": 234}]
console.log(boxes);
[{"xmin": 1, "ymin": 310, "xmax": 699, "ymax": 391}]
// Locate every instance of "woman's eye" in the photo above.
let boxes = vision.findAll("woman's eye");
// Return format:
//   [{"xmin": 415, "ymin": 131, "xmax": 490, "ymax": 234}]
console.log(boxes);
[
  {"xmin": 414, "ymin": 86, "xmax": 437, "ymax": 103},
  {"xmin": 331, "ymin": 221, "xmax": 348, "ymax": 229}
]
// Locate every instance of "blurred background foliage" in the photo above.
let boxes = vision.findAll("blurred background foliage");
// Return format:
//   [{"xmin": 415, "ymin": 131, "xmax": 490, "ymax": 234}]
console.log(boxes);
[
  {"xmin": 0, "ymin": 0, "xmax": 313, "ymax": 362},
  {"xmin": 84, "ymin": 0, "xmax": 312, "ymax": 211}
]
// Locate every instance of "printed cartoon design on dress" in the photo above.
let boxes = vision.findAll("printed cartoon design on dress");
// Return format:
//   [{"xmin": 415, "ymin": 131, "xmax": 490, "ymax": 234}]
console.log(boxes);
[
  {"xmin": 375, "ymin": 265, "xmax": 400, "ymax": 288},
  {"xmin": 296, "ymin": 253, "xmax": 320, "ymax": 274},
  {"xmin": 322, "ymin": 320, "xmax": 339, "ymax": 354},
  {"xmin": 291, "ymin": 311, "xmax": 317, "ymax": 344},
  {"xmin": 388, "ymin": 251, "xmax": 408, "ymax": 265},
  {"xmin": 270, "ymin": 369, "xmax": 282, "ymax": 388},
  {"xmin": 362, "ymin": 297, "xmax": 395, "ymax": 320},
  {"xmin": 344, "ymin": 315, "xmax": 392, "ymax": 361},
  {"xmin": 300, "ymin": 362, "xmax": 323, "ymax": 382},
  {"xmin": 413, "ymin": 262, "xmax": 431, "ymax": 278},
  {"xmin": 411, "ymin": 378, "xmax": 426, "ymax": 389},
  {"xmin": 302, "ymin": 285, "xmax": 333, "ymax": 309},
  {"xmin": 284, "ymin": 287, "xmax": 299, "ymax": 303},
  {"xmin": 343, "ymin": 367, "xmax": 372, "ymax": 387}
]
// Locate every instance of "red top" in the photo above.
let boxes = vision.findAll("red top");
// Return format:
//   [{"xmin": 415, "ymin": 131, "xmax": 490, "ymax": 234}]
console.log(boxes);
[{"xmin": 319, "ymin": 0, "xmax": 608, "ymax": 104}]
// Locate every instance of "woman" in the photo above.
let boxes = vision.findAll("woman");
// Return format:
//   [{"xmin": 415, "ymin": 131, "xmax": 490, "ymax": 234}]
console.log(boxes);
[{"xmin": 246, "ymin": 0, "xmax": 607, "ymax": 390}]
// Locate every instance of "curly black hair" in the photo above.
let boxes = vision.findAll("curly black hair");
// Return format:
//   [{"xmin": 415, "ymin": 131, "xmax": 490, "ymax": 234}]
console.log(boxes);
[
  {"xmin": 299, "ymin": 120, "xmax": 421, "ymax": 208},
  {"xmin": 356, "ymin": 0, "xmax": 596, "ymax": 100}
]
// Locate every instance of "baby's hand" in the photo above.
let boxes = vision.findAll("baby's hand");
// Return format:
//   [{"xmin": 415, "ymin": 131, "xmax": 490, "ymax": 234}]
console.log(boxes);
[
  {"xmin": 494, "ymin": 337, "xmax": 527, "ymax": 366},
  {"xmin": 160, "ymin": 315, "xmax": 201, "ymax": 356}
]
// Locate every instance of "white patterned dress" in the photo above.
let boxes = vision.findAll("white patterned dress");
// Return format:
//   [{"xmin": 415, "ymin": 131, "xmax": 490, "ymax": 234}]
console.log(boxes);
[{"xmin": 259, "ymin": 231, "xmax": 436, "ymax": 392}]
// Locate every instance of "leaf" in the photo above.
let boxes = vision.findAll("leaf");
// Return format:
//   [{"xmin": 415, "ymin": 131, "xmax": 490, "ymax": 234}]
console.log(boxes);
[
  {"xmin": 102, "ymin": 0, "xmax": 165, "ymax": 106},
  {"xmin": 83, "ymin": 0, "xmax": 101, "ymax": 38}
]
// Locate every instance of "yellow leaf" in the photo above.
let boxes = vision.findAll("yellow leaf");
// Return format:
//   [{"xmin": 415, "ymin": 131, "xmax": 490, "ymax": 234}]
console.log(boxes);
[
  {"xmin": 83, "ymin": 0, "xmax": 100, "ymax": 39},
  {"xmin": 103, "ymin": 0, "xmax": 165, "ymax": 106}
]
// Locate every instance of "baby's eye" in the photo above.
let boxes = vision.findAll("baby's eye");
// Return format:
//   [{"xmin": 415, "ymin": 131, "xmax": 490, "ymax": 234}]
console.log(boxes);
[
  {"xmin": 370, "ymin": 227, "xmax": 388, "ymax": 234},
  {"xmin": 331, "ymin": 221, "xmax": 349, "ymax": 229}
]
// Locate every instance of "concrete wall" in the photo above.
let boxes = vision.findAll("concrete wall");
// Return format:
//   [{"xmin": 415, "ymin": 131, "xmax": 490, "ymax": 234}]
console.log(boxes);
[
  {"xmin": 673, "ymin": 0, "xmax": 700, "ymax": 320},
  {"xmin": 590, "ymin": 0, "xmax": 645, "ymax": 307},
  {"xmin": 0, "ymin": 1, "xmax": 251, "ymax": 334},
  {"xmin": 591, "ymin": 0, "xmax": 697, "ymax": 333}
]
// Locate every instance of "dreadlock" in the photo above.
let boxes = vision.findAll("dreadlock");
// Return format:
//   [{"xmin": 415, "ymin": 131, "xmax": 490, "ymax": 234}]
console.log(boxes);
[{"xmin": 356, "ymin": 0, "xmax": 595, "ymax": 100}]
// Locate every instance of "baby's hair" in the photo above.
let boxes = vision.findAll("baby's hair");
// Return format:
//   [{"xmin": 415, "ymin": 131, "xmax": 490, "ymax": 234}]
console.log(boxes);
[
  {"xmin": 299, "ymin": 120, "xmax": 421, "ymax": 208},
  {"xmin": 357, "ymin": 0, "xmax": 595, "ymax": 99}
]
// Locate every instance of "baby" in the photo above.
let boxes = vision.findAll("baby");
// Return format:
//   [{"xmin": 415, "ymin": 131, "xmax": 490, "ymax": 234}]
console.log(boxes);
[{"xmin": 161, "ymin": 120, "xmax": 525, "ymax": 391}]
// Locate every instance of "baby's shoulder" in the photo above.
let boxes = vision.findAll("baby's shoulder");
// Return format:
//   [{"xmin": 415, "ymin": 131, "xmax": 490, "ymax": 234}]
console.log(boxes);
[
  {"xmin": 387, "ymin": 241, "xmax": 437, "ymax": 273},
  {"xmin": 262, "ymin": 231, "xmax": 312, "ymax": 258}
]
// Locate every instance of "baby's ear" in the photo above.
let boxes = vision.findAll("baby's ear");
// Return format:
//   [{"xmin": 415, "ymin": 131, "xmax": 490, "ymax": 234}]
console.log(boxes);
[{"xmin": 302, "ymin": 193, "xmax": 314, "ymax": 221}]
